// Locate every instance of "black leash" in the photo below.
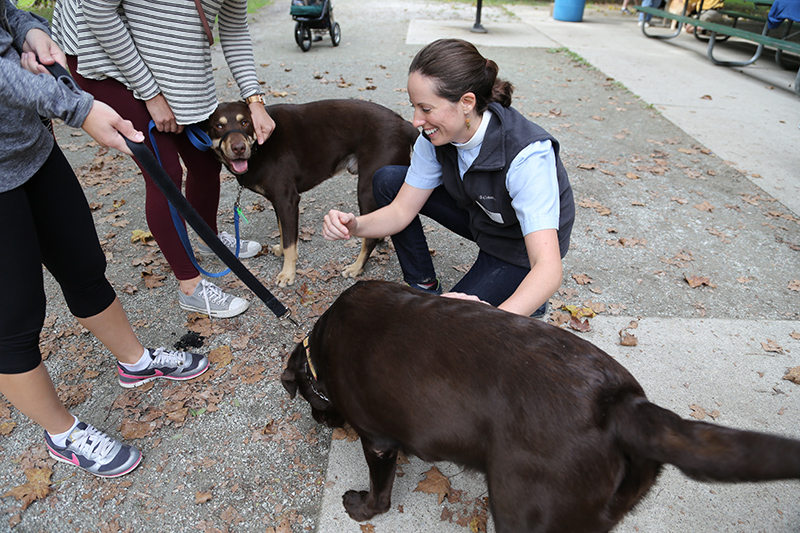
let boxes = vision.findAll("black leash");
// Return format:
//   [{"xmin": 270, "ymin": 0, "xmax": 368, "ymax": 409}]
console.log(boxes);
[{"xmin": 43, "ymin": 61, "xmax": 296, "ymax": 325}]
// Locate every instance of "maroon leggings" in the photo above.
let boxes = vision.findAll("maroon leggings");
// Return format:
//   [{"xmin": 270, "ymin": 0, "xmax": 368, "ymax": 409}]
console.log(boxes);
[{"xmin": 67, "ymin": 56, "xmax": 222, "ymax": 281}]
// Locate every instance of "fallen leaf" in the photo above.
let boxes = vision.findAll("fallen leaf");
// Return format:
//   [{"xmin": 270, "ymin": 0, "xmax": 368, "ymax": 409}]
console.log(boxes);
[
  {"xmin": 208, "ymin": 345, "xmax": 233, "ymax": 367},
  {"xmin": 118, "ymin": 419, "xmax": 156, "ymax": 440},
  {"xmin": 694, "ymin": 200, "xmax": 715, "ymax": 212},
  {"xmin": 619, "ymin": 329, "xmax": 638, "ymax": 346},
  {"xmin": 332, "ymin": 425, "xmax": 360, "ymax": 442},
  {"xmin": 700, "ymin": 94, "xmax": 713, "ymax": 100},
  {"xmin": 689, "ymin": 403, "xmax": 719, "ymax": 420},
  {"xmin": 783, "ymin": 366, "xmax": 800, "ymax": 385},
  {"xmin": 684, "ymin": 274, "xmax": 715, "ymax": 288},
  {"xmin": 568, "ymin": 316, "xmax": 591, "ymax": 332},
  {"xmin": 761, "ymin": 339, "xmax": 784, "ymax": 354},
  {"xmin": 788, "ymin": 279, "xmax": 800, "ymax": 292},
  {"xmin": 414, "ymin": 466, "xmax": 451, "ymax": 504},
  {"xmin": 2, "ymin": 467, "xmax": 53, "ymax": 510},
  {"xmin": 359, "ymin": 525, "xmax": 376, "ymax": 533},
  {"xmin": 572, "ymin": 273, "xmax": 594, "ymax": 285},
  {"xmin": 130, "ymin": 229, "xmax": 154, "ymax": 244},
  {"xmin": 195, "ymin": 491, "xmax": 212, "ymax": 504}
]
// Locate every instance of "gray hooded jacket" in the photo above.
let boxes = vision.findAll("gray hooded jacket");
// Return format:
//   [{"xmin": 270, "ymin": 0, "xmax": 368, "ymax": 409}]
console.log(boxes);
[{"xmin": 0, "ymin": 0, "xmax": 93, "ymax": 193}]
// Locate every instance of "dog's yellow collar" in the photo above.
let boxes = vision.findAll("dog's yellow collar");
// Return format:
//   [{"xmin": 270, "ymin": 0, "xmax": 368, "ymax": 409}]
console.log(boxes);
[{"xmin": 303, "ymin": 336, "xmax": 318, "ymax": 380}]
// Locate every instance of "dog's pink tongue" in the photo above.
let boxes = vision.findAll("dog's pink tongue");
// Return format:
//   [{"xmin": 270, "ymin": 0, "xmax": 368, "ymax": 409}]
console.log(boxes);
[{"xmin": 231, "ymin": 160, "xmax": 248, "ymax": 174}]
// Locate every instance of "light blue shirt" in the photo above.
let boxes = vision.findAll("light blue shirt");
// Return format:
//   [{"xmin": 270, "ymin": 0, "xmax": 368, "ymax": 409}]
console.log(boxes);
[{"xmin": 405, "ymin": 110, "xmax": 560, "ymax": 236}]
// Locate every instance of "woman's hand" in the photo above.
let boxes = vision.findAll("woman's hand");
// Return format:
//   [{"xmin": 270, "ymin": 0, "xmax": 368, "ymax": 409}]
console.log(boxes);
[
  {"xmin": 323, "ymin": 209, "xmax": 358, "ymax": 241},
  {"xmin": 20, "ymin": 29, "xmax": 67, "ymax": 74},
  {"xmin": 145, "ymin": 94, "xmax": 182, "ymax": 134},
  {"xmin": 82, "ymin": 100, "xmax": 144, "ymax": 156},
  {"xmin": 249, "ymin": 101, "xmax": 276, "ymax": 145}
]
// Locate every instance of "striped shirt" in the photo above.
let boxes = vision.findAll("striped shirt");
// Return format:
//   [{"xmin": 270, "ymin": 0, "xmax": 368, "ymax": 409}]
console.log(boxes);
[{"xmin": 52, "ymin": 0, "xmax": 263, "ymax": 124}]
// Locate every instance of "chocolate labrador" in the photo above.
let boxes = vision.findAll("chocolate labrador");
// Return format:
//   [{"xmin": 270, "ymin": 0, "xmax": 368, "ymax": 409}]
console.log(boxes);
[
  {"xmin": 206, "ymin": 100, "xmax": 418, "ymax": 287},
  {"xmin": 281, "ymin": 280, "xmax": 800, "ymax": 532}
]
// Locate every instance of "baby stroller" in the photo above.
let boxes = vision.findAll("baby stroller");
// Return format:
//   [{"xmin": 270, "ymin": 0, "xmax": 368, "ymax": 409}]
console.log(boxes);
[{"xmin": 290, "ymin": 0, "xmax": 341, "ymax": 52}]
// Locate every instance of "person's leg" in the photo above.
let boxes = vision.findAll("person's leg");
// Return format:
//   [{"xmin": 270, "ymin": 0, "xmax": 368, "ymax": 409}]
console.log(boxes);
[
  {"xmin": 67, "ymin": 58, "xmax": 246, "ymax": 317},
  {"xmin": 0, "ymin": 154, "xmax": 141, "ymax": 479},
  {"xmin": 25, "ymin": 146, "xmax": 145, "ymax": 365},
  {"xmin": 451, "ymin": 252, "xmax": 549, "ymax": 317},
  {"xmin": 0, "ymin": 364, "xmax": 75, "ymax": 435},
  {"xmin": 66, "ymin": 57, "xmax": 202, "ymax": 288},
  {"xmin": 372, "ymin": 165, "xmax": 472, "ymax": 287},
  {"xmin": 451, "ymin": 251, "xmax": 530, "ymax": 307},
  {"xmin": 27, "ymin": 146, "xmax": 210, "ymax": 381},
  {"xmin": 639, "ymin": 0, "xmax": 655, "ymax": 22},
  {"xmin": 0, "ymin": 179, "xmax": 75, "ymax": 435}
]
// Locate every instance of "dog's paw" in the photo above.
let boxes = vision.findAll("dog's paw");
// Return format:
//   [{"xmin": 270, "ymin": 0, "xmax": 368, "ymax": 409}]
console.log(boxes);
[
  {"xmin": 276, "ymin": 270, "xmax": 296, "ymax": 287},
  {"xmin": 341, "ymin": 262, "xmax": 365, "ymax": 279},
  {"xmin": 342, "ymin": 490, "xmax": 388, "ymax": 521}
]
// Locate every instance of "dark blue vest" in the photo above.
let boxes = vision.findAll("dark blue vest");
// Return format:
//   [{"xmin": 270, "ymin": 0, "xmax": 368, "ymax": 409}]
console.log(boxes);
[{"xmin": 434, "ymin": 103, "xmax": 575, "ymax": 268}]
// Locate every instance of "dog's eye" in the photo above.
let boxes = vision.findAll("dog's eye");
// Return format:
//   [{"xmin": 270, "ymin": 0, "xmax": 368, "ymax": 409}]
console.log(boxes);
[
  {"xmin": 241, "ymin": 120, "xmax": 250, "ymax": 128},
  {"xmin": 214, "ymin": 123, "xmax": 224, "ymax": 130}
]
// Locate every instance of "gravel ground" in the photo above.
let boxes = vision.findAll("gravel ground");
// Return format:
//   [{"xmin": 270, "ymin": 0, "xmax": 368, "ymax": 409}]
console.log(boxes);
[{"xmin": 1, "ymin": 0, "xmax": 798, "ymax": 531}]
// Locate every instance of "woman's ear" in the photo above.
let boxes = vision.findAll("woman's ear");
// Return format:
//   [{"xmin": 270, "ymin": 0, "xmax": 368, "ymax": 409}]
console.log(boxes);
[{"xmin": 460, "ymin": 92, "xmax": 477, "ymax": 114}]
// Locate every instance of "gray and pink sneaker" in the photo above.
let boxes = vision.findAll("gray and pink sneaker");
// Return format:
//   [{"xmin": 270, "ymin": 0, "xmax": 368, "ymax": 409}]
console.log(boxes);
[
  {"xmin": 118, "ymin": 348, "xmax": 209, "ymax": 388},
  {"xmin": 45, "ymin": 422, "xmax": 141, "ymax": 478}
]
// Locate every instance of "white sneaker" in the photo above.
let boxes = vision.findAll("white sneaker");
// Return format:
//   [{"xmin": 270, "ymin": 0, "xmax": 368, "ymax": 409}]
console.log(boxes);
[
  {"xmin": 198, "ymin": 231, "xmax": 261, "ymax": 259},
  {"xmin": 178, "ymin": 279, "xmax": 249, "ymax": 318}
]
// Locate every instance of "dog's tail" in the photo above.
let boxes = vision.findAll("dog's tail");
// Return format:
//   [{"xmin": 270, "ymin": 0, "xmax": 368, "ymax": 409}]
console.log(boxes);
[{"xmin": 612, "ymin": 397, "xmax": 800, "ymax": 482}]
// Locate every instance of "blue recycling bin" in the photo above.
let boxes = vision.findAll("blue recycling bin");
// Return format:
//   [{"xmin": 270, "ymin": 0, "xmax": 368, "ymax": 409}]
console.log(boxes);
[{"xmin": 553, "ymin": 0, "xmax": 586, "ymax": 21}]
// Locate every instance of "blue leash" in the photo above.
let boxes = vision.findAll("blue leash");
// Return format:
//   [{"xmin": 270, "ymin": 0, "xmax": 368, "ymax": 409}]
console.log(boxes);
[{"xmin": 147, "ymin": 120, "xmax": 241, "ymax": 278}]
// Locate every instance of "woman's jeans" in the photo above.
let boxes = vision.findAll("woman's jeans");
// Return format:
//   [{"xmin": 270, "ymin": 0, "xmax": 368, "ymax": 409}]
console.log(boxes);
[{"xmin": 372, "ymin": 165, "xmax": 546, "ymax": 316}]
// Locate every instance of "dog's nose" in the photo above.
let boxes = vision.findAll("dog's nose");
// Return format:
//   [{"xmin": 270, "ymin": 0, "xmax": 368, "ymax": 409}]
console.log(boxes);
[{"xmin": 232, "ymin": 141, "xmax": 247, "ymax": 157}]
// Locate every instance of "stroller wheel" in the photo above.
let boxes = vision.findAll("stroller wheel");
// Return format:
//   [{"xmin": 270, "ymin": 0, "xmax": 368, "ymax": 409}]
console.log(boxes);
[
  {"xmin": 331, "ymin": 22, "xmax": 341, "ymax": 47},
  {"xmin": 294, "ymin": 22, "xmax": 312, "ymax": 51}
]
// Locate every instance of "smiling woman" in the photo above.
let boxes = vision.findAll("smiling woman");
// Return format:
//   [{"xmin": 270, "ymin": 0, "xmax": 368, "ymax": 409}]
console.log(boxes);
[{"xmin": 322, "ymin": 38, "xmax": 576, "ymax": 319}]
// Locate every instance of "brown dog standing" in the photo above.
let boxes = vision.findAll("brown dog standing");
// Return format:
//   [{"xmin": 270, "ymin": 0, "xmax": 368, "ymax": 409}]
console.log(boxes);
[
  {"xmin": 207, "ymin": 100, "xmax": 418, "ymax": 286},
  {"xmin": 282, "ymin": 280, "xmax": 800, "ymax": 532}
]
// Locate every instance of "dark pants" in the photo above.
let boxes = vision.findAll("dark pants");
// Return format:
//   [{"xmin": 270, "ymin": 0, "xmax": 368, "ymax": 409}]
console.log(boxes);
[
  {"xmin": 0, "ymin": 145, "xmax": 116, "ymax": 373},
  {"xmin": 67, "ymin": 56, "xmax": 222, "ymax": 281},
  {"xmin": 373, "ymin": 165, "xmax": 538, "ymax": 310}
]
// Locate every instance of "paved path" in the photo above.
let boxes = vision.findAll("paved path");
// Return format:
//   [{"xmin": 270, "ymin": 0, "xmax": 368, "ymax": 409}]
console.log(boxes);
[{"xmin": 1, "ymin": 1, "xmax": 798, "ymax": 532}]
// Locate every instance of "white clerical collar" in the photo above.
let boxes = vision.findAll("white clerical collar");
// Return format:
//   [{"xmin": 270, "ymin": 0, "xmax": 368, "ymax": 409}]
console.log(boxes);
[{"xmin": 452, "ymin": 109, "xmax": 493, "ymax": 150}]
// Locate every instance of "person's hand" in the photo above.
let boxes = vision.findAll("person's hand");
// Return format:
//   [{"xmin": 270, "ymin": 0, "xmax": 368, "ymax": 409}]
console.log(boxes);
[
  {"xmin": 81, "ymin": 100, "xmax": 144, "ymax": 156},
  {"xmin": 322, "ymin": 209, "xmax": 357, "ymax": 241},
  {"xmin": 20, "ymin": 29, "xmax": 67, "ymax": 74},
  {"xmin": 145, "ymin": 94, "xmax": 182, "ymax": 134},
  {"xmin": 441, "ymin": 292, "xmax": 490, "ymax": 305},
  {"xmin": 249, "ymin": 101, "xmax": 276, "ymax": 145}
]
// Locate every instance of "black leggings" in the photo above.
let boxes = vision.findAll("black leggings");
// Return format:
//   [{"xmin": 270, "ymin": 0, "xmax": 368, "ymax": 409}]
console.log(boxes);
[{"xmin": 0, "ymin": 145, "xmax": 116, "ymax": 374}]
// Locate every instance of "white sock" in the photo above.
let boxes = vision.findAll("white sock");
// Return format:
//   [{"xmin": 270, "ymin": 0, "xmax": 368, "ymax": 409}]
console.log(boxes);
[
  {"xmin": 119, "ymin": 348, "xmax": 152, "ymax": 372},
  {"xmin": 48, "ymin": 416, "xmax": 80, "ymax": 448}
]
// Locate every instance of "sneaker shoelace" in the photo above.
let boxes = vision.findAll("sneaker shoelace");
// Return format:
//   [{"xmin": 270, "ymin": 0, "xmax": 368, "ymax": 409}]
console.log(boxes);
[
  {"xmin": 218, "ymin": 231, "xmax": 236, "ymax": 248},
  {"xmin": 199, "ymin": 279, "xmax": 230, "ymax": 317},
  {"xmin": 150, "ymin": 347, "xmax": 186, "ymax": 369},
  {"xmin": 70, "ymin": 424, "xmax": 116, "ymax": 461}
]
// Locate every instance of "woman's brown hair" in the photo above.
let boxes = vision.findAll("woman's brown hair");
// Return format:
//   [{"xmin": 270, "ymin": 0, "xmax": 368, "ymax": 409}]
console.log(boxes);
[{"xmin": 409, "ymin": 38, "xmax": 513, "ymax": 112}]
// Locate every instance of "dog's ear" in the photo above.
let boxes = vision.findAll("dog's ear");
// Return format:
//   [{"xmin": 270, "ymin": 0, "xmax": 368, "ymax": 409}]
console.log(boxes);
[{"xmin": 281, "ymin": 367, "xmax": 298, "ymax": 398}]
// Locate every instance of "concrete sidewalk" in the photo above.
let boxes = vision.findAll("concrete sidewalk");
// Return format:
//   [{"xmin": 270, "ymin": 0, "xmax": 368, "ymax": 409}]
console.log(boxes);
[
  {"xmin": 321, "ymin": 3, "xmax": 800, "ymax": 533},
  {"xmin": 1, "ymin": 1, "xmax": 798, "ymax": 532}
]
